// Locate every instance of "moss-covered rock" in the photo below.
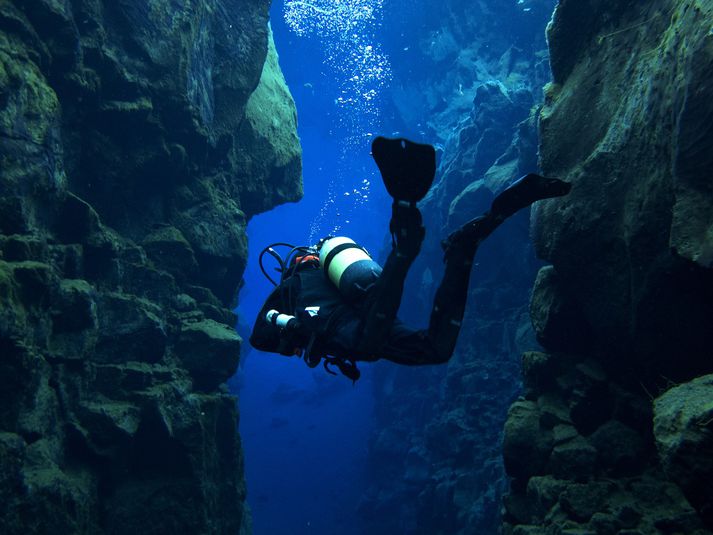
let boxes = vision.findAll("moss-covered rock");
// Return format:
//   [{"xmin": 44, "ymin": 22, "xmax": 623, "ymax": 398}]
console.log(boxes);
[
  {"xmin": 529, "ymin": 266, "xmax": 590, "ymax": 353},
  {"xmin": 238, "ymin": 25, "xmax": 303, "ymax": 217},
  {"xmin": 654, "ymin": 375, "xmax": 713, "ymax": 526},
  {"xmin": 176, "ymin": 319, "xmax": 241, "ymax": 391},
  {"xmin": 0, "ymin": 0, "xmax": 302, "ymax": 532},
  {"xmin": 503, "ymin": 400, "xmax": 552, "ymax": 483},
  {"xmin": 534, "ymin": 0, "xmax": 713, "ymax": 379},
  {"xmin": 503, "ymin": 2, "xmax": 713, "ymax": 532},
  {"xmin": 503, "ymin": 352, "xmax": 712, "ymax": 534},
  {"xmin": 95, "ymin": 293, "xmax": 166, "ymax": 364},
  {"xmin": 142, "ymin": 225, "xmax": 198, "ymax": 280},
  {"xmin": 51, "ymin": 279, "xmax": 97, "ymax": 333}
]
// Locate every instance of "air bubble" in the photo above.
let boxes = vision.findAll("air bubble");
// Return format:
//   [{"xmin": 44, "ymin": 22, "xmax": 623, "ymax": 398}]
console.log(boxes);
[
  {"xmin": 283, "ymin": 0, "xmax": 391, "ymax": 131},
  {"xmin": 286, "ymin": 0, "xmax": 388, "ymax": 242}
]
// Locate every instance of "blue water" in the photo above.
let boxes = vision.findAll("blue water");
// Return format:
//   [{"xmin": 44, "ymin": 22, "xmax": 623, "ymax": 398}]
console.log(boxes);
[
  {"xmin": 236, "ymin": 1, "xmax": 552, "ymax": 532},
  {"xmin": 236, "ymin": 2, "xmax": 393, "ymax": 533}
]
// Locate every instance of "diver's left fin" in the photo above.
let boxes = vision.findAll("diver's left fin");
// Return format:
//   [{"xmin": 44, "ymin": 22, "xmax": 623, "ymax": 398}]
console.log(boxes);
[{"xmin": 372, "ymin": 137, "xmax": 436, "ymax": 203}]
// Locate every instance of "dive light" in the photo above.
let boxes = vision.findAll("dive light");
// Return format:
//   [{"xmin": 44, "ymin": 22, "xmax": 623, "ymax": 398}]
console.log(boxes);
[{"xmin": 266, "ymin": 310, "xmax": 298, "ymax": 330}]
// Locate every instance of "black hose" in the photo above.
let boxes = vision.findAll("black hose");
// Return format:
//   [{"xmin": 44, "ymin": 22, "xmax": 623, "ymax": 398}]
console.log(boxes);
[
  {"xmin": 258, "ymin": 242, "xmax": 296, "ymax": 286},
  {"xmin": 284, "ymin": 246, "xmax": 316, "ymax": 276}
]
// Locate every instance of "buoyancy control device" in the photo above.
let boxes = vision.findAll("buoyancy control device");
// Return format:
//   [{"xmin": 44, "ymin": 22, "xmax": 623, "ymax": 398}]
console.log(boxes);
[{"xmin": 250, "ymin": 241, "xmax": 371, "ymax": 381}]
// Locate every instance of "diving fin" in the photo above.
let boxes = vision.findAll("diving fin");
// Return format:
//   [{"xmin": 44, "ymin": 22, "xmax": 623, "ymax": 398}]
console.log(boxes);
[
  {"xmin": 372, "ymin": 137, "xmax": 436, "ymax": 203},
  {"xmin": 490, "ymin": 173, "xmax": 571, "ymax": 220}
]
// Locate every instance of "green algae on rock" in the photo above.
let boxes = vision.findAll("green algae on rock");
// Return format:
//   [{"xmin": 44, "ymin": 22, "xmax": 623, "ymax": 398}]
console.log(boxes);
[
  {"xmin": 0, "ymin": 0, "xmax": 302, "ymax": 533},
  {"xmin": 238, "ymin": 24, "xmax": 303, "ymax": 218},
  {"xmin": 654, "ymin": 375, "xmax": 713, "ymax": 527},
  {"xmin": 534, "ymin": 0, "xmax": 713, "ymax": 376},
  {"xmin": 503, "ymin": 352, "xmax": 712, "ymax": 535},
  {"xmin": 502, "ymin": 1, "xmax": 713, "ymax": 533}
]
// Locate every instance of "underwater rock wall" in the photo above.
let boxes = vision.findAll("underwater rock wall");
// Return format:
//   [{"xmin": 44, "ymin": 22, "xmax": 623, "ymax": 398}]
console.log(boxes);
[
  {"xmin": 502, "ymin": 1, "xmax": 713, "ymax": 533},
  {"xmin": 361, "ymin": 1, "xmax": 557, "ymax": 533},
  {"xmin": 384, "ymin": 0, "xmax": 554, "ymax": 142},
  {"xmin": 0, "ymin": 1, "xmax": 301, "ymax": 533}
]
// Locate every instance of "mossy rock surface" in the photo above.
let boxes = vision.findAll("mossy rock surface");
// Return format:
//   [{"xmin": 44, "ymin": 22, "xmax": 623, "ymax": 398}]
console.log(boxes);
[
  {"xmin": 176, "ymin": 319, "xmax": 241, "ymax": 391},
  {"xmin": 0, "ymin": 0, "xmax": 302, "ymax": 531},
  {"xmin": 534, "ymin": 0, "xmax": 713, "ymax": 378},
  {"xmin": 504, "ymin": 351, "xmax": 713, "ymax": 534},
  {"xmin": 502, "ymin": 5, "xmax": 713, "ymax": 531},
  {"xmin": 654, "ymin": 375, "xmax": 713, "ymax": 526}
]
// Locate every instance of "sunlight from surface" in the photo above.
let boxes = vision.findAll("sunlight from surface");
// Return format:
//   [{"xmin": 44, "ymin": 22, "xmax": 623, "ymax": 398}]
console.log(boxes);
[
  {"xmin": 283, "ymin": 0, "xmax": 391, "ymax": 128},
  {"xmin": 282, "ymin": 0, "xmax": 390, "ymax": 241}
]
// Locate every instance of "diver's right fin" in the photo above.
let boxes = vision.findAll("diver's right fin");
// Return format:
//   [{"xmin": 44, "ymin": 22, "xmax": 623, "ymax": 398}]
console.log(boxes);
[{"xmin": 372, "ymin": 137, "xmax": 436, "ymax": 203}]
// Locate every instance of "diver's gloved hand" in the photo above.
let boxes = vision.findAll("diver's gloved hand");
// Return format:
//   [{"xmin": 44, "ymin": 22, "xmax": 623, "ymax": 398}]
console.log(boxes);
[{"xmin": 390, "ymin": 201, "xmax": 424, "ymax": 258}]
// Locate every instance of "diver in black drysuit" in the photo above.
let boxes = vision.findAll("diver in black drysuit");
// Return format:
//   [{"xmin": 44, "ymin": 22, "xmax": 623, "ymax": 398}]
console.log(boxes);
[{"xmin": 250, "ymin": 137, "xmax": 571, "ymax": 380}]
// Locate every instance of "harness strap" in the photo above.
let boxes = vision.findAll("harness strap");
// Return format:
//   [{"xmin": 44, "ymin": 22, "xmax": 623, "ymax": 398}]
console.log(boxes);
[
  {"xmin": 274, "ymin": 263, "xmax": 361, "ymax": 382},
  {"xmin": 298, "ymin": 304, "xmax": 361, "ymax": 382},
  {"xmin": 303, "ymin": 332, "xmax": 320, "ymax": 368}
]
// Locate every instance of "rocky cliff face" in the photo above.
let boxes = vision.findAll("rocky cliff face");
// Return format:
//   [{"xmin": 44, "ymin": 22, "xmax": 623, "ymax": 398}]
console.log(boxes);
[
  {"xmin": 502, "ymin": 1, "xmax": 713, "ymax": 533},
  {"xmin": 0, "ymin": 1, "xmax": 301, "ymax": 533}
]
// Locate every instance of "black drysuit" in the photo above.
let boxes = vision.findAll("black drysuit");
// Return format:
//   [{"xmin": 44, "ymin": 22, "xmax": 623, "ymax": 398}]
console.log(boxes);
[
  {"xmin": 250, "ymin": 173, "xmax": 572, "ymax": 370},
  {"xmin": 250, "ymin": 209, "xmax": 491, "ymax": 367}
]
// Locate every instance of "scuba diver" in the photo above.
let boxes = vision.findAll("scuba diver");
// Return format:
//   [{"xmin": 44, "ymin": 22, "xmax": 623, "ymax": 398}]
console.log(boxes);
[{"xmin": 250, "ymin": 137, "xmax": 571, "ymax": 381}]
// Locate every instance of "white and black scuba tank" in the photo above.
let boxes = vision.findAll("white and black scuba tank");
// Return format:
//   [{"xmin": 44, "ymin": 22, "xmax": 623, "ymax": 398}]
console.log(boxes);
[{"xmin": 319, "ymin": 237, "xmax": 382, "ymax": 302}]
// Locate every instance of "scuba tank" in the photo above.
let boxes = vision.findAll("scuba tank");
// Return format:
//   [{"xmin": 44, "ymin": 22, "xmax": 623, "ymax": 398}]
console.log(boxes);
[{"xmin": 319, "ymin": 237, "xmax": 382, "ymax": 302}]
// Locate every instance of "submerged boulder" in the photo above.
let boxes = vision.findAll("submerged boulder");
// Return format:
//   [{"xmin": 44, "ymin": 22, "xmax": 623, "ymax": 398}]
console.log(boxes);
[
  {"xmin": 529, "ymin": 265, "xmax": 590, "ymax": 353},
  {"xmin": 176, "ymin": 319, "xmax": 241, "ymax": 391},
  {"xmin": 503, "ymin": 351, "xmax": 712, "ymax": 534},
  {"xmin": 238, "ymin": 25, "xmax": 303, "ymax": 217},
  {"xmin": 503, "ymin": 400, "xmax": 552, "ymax": 483},
  {"xmin": 142, "ymin": 226, "xmax": 198, "ymax": 281},
  {"xmin": 654, "ymin": 375, "xmax": 713, "ymax": 526}
]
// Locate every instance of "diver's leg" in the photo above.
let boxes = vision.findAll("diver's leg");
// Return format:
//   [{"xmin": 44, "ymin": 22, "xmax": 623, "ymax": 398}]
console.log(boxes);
[
  {"xmin": 373, "ymin": 321, "xmax": 440, "ymax": 365},
  {"xmin": 490, "ymin": 173, "xmax": 571, "ymax": 219},
  {"xmin": 427, "ymin": 215, "xmax": 499, "ymax": 360},
  {"xmin": 357, "ymin": 201, "xmax": 424, "ymax": 355},
  {"xmin": 428, "ymin": 174, "xmax": 572, "ymax": 361}
]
